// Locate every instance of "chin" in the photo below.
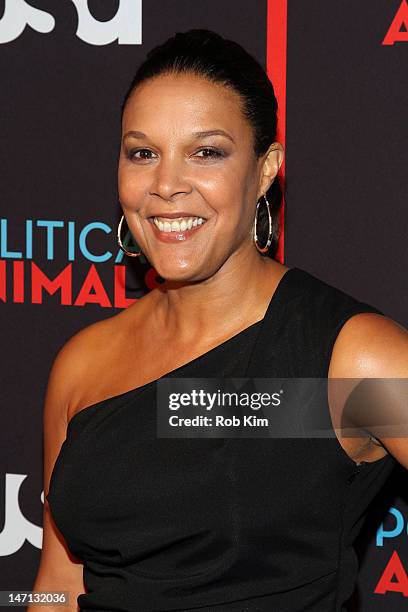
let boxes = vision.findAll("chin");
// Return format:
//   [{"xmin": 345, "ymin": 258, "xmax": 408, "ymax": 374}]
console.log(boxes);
[{"xmin": 153, "ymin": 262, "xmax": 209, "ymax": 284}]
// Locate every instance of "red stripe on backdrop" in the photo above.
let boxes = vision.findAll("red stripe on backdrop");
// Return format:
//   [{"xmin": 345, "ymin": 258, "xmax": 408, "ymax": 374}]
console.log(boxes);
[{"xmin": 266, "ymin": 0, "xmax": 288, "ymax": 263}]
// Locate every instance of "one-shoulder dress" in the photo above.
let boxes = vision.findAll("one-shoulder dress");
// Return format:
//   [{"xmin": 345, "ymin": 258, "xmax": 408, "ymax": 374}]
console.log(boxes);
[{"xmin": 46, "ymin": 267, "xmax": 397, "ymax": 611}]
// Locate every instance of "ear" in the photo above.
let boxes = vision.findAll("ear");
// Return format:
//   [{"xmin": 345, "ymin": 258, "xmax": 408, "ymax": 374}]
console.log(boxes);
[{"xmin": 257, "ymin": 142, "xmax": 284, "ymax": 199}]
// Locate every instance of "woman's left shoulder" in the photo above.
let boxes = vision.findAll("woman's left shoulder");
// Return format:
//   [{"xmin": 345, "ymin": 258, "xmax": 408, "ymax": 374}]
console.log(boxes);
[
  {"xmin": 328, "ymin": 311, "xmax": 408, "ymax": 469},
  {"xmin": 328, "ymin": 311, "xmax": 408, "ymax": 379}
]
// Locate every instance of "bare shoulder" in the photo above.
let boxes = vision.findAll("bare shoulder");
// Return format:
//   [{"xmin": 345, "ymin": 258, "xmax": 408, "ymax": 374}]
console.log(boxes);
[
  {"xmin": 328, "ymin": 310, "xmax": 408, "ymax": 468},
  {"xmin": 51, "ymin": 290, "xmax": 161, "ymax": 424},
  {"xmin": 46, "ymin": 315, "xmax": 119, "ymax": 422},
  {"xmin": 328, "ymin": 311, "xmax": 408, "ymax": 378},
  {"xmin": 50, "ymin": 296, "xmax": 153, "ymax": 417}
]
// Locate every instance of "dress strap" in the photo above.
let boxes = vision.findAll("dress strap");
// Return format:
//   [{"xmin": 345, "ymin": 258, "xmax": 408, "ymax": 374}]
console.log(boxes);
[{"xmin": 244, "ymin": 267, "xmax": 305, "ymax": 378}]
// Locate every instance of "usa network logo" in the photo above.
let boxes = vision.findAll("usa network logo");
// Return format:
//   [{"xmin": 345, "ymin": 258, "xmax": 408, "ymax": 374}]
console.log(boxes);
[{"xmin": 0, "ymin": 0, "xmax": 142, "ymax": 45}]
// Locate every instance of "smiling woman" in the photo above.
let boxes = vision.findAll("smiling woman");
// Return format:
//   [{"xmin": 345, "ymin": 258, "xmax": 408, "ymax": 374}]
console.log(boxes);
[
  {"xmin": 117, "ymin": 91, "xmax": 281, "ymax": 277},
  {"xmin": 117, "ymin": 29, "xmax": 283, "ymax": 274},
  {"xmin": 31, "ymin": 28, "xmax": 408, "ymax": 612}
]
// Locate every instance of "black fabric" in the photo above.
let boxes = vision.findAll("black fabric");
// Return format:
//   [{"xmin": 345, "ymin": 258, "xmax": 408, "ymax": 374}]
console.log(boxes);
[{"xmin": 46, "ymin": 267, "xmax": 397, "ymax": 611}]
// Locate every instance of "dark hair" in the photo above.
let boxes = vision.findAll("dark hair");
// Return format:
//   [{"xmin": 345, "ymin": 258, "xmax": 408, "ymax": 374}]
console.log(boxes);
[{"xmin": 121, "ymin": 29, "xmax": 282, "ymax": 259}]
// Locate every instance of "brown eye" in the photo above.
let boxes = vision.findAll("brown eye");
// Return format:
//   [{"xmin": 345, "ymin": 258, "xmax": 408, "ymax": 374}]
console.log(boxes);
[
  {"xmin": 128, "ymin": 148, "xmax": 156, "ymax": 160},
  {"xmin": 195, "ymin": 147, "xmax": 224, "ymax": 158}
]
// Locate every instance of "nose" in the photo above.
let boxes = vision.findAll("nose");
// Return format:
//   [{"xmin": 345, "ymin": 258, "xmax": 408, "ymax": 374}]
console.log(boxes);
[{"xmin": 149, "ymin": 155, "xmax": 192, "ymax": 201}]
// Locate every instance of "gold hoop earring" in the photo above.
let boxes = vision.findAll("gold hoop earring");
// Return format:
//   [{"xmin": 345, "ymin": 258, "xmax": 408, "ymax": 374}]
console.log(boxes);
[
  {"xmin": 117, "ymin": 214, "xmax": 143, "ymax": 257},
  {"xmin": 253, "ymin": 194, "xmax": 273, "ymax": 253}
]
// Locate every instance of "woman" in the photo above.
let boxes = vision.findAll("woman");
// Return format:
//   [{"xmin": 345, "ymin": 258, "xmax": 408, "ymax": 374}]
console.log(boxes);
[{"xmin": 32, "ymin": 29, "xmax": 408, "ymax": 611}]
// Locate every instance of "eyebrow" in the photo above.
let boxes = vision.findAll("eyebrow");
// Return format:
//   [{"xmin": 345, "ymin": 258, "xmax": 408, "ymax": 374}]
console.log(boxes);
[{"xmin": 122, "ymin": 129, "xmax": 235, "ymax": 144}]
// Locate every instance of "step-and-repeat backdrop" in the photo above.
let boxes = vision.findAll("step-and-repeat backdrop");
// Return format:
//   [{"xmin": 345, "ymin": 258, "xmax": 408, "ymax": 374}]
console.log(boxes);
[{"xmin": 0, "ymin": 1, "xmax": 407, "ymax": 609}]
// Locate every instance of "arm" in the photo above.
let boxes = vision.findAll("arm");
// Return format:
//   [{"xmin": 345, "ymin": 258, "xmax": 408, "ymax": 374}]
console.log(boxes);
[
  {"xmin": 328, "ymin": 312, "xmax": 408, "ymax": 469},
  {"xmin": 28, "ymin": 338, "xmax": 89, "ymax": 611}
]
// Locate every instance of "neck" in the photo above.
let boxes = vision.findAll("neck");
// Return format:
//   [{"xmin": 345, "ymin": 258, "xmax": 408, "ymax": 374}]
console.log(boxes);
[{"xmin": 150, "ymin": 247, "xmax": 287, "ymax": 345}]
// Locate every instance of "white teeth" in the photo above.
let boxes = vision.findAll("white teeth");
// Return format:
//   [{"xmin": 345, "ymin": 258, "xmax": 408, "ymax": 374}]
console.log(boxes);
[{"xmin": 152, "ymin": 216, "xmax": 206, "ymax": 233}]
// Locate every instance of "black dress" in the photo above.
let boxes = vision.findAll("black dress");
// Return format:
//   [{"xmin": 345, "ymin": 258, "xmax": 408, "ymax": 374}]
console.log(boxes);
[{"xmin": 46, "ymin": 267, "xmax": 397, "ymax": 611}]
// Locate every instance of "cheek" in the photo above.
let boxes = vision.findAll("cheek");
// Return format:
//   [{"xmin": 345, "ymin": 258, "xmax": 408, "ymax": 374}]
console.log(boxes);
[
  {"xmin": 118, "ymin": 167, "xmax": 143, "ymax": 208},
  {"xmin": 196, "ymin": 166, "xmax": 245, "ymax": 206}
]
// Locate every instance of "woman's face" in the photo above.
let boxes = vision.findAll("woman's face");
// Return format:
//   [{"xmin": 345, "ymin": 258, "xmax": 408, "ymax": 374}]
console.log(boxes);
[{"xmin": 118, "ymin": 72, "xmax": 278, "ymax": 281}]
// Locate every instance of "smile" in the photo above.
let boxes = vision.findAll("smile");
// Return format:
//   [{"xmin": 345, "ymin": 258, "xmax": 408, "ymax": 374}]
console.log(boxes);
[
  {"xmin": 152, "ymin": 216, "xmax": 206, "ymax": 232},
  {"xmin": 148, "ymin": 216, "xmax": 208, "ymax": 242}
]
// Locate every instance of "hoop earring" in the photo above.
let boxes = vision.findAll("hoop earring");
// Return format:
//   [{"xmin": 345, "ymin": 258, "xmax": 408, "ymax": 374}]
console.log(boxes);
[
  {"xmin": 117, "ymin": 215, "xmax": 143, "ymax": 257},
  {"xmin": 253, "ymin": 194, "xmax": 273, "ymax": 253}
]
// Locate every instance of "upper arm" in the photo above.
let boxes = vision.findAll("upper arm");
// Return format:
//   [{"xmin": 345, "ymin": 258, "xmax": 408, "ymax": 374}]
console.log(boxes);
[
  {"xmin": 30, "ymin": 330, "xmax": 95, "ymax": 608},
  {"xmin": 328, "ymin": 312, "xmax": 408, "ymax": 469}
]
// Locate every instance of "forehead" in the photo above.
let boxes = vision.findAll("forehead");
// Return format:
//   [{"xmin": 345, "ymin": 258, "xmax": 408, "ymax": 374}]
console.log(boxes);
[{"xmin": 122, "ymin": 73, "xmax": 251, "ymax": 140}]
